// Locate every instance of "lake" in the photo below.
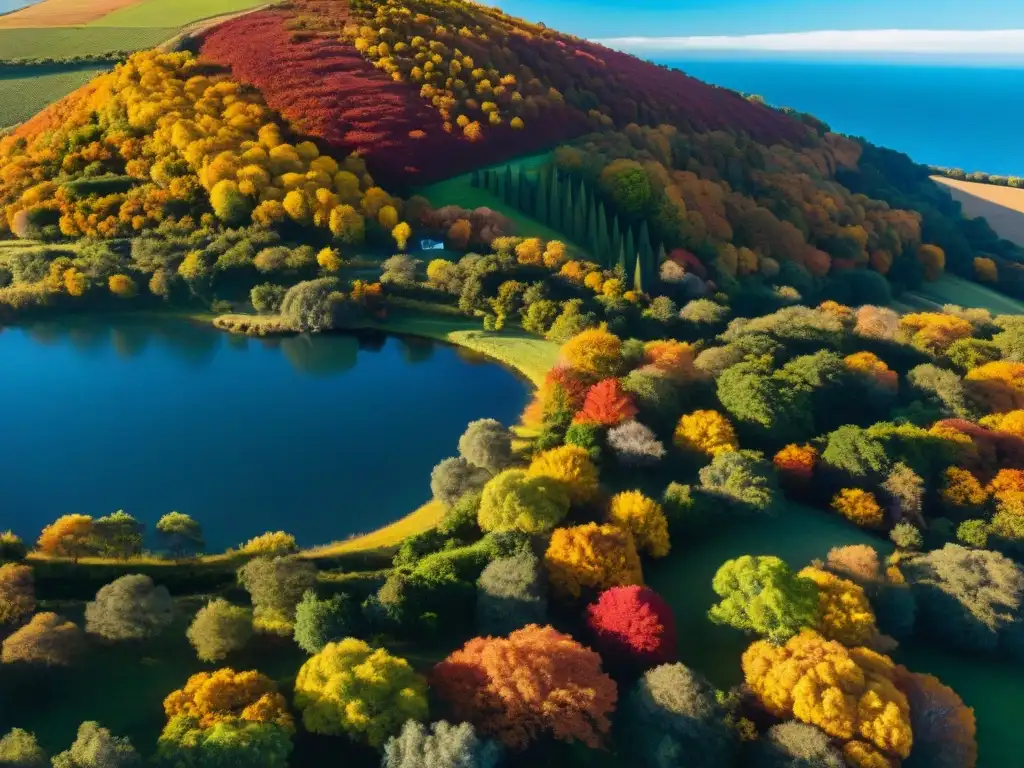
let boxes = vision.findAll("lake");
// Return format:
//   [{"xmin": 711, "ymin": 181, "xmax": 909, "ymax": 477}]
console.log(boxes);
[{"xmin": 0, "ymin": 318, "xmax": 530, "ymax": 550}]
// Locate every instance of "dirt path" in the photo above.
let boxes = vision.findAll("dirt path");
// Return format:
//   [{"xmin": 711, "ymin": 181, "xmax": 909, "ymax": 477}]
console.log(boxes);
[{"xmin": 933, "ymin": 176, "xmax": 1024, "ymax": 247}]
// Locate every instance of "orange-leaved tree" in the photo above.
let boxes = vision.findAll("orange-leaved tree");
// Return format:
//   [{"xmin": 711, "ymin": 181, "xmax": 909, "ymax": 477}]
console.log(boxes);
[
  {"xmin": 673, "ymin": 410, "xmax": 738, "ymax": 457},
  {"xmin": 36, "ymin": 514, "xmax": 96, "ymax": 560},
  {"xmin": 742, "ymin": 630, "xmax": 912, "ymax": 761},
  {"xmin": 843, "ymin": 352, "xmax": 897, "ymax": 393},
  {"xmin": 607, "ymin": 491, "xmax": 670, "ymax": 558},
  {"xmin": 899, "ymin": 312, "xmax": 973, "ymax": 354},
  {"xmin": 527, "ymin": 445, "xmax": 599, "ymax": 503},
  {"xmin": 797, "ymin": 567, "xmax": 878, "ymax": 647},
  {"xmin": 917, "ymin": 244, "xmax": 946, "ymax": 281},
  {"xmin": 643, "ymin": 340, "xmax": 697, "ymax": 382},
  {"xmin": 940, "ymin": 467, "xmax": 989, "ymax": 516},
  {"xmin": 560, "ymin": 326, "xmax": 622, "ymax": 380},
  {"xmin": 773, "ymin": 444, "xmax": 818, "ymax": 490},
  {"xmin": 966, "ymin": 361, "xmax": 1024, "ymax": 413},
  {"xmin": 575, "ymin": 378, "xmax": 637, "ymax": 426},
  {"xmin": 163, "ymin": 668, "xmax": 293, "ymax": 731},
  {"xmin": 431, "ymin": 624, "xmax": 617, "ymax": 750},
  {"xmin": 544, "ymin": 523, "xmax": 643, "ymax": 599},
  {"xmin": 831, "ymin": 489, "xmax": 884, "ymax": 528},
  {"xmin": 892, "ymin": 666, "xmax": 977, "ymax": 768}
]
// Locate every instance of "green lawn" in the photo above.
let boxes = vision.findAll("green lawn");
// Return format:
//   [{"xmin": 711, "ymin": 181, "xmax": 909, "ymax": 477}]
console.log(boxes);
[
  {"xmin": 0, "ymin": 65, "xmax": 106, "ymax": 128},
  {"xmin": 417, "ymin": 152, "xmax": 593, "ymax": 260},
  {"xmin": 0, "ymin": 27, "xmax": 176, "ymax": 59},
  {"xmin": 902, "ymin": 274, "xmax": 1024, "ymax": 315},
  {"xmin": 647, "ymin": 503, "xmax": 1021, "ymax": 768},
  {"xmin": 90, "ymin": 0, "xmax": 271, "ymax": 27}
]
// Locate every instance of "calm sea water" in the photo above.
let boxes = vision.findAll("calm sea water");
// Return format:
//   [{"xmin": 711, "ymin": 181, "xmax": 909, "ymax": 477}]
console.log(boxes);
[
  {"xmin": 0, "ymin": 319, "xmax": 529, "ymax": 549},
  {"xmin": 657, "ymin": 59, "xmax": 1024, "ymax": 176}
]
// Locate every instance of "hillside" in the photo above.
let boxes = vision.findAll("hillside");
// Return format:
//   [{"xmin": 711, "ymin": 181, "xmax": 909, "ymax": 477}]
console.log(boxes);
[
  {"xmin": 199, "ymin": 0, "xmax": 807, "ymax": 188},
  {"xmin": 933, "ymin": 176, "xmax": 1024, "ymax": 248}
]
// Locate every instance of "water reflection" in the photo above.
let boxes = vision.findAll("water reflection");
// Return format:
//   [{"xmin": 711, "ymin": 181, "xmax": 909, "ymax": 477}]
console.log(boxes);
[
  {"xmin": 280, "ymin": 333, "xmax": 359, "ymax": 377},
  {"xmin": 398, "ymin": 335, "xmax": 435, "ymax": 365}
]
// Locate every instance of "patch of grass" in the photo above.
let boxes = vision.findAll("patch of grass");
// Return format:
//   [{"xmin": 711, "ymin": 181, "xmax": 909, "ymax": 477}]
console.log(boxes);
[
  {"xmin": 417, "ymin": 152, "xmax": 592, "ymax": 260},
  {"xmin": 90, "ymin": 0, "xmax": 271, "ymax": 27},
  {"xmin": 903, "ymin": 274, "xmax": 1024, "ymax": 315},
  {"xmin": 0, "ymin": 27, "xmax": 176, "ymax": 59},
  {"xmin": 0, "ymin": 64, "xmax": 107, "ymax": 128},
  {"xmin": 304, "ymin": 500, "xmax": 446, "ymax": 558},
  {"xmin": 212, "ymin": 312, "xmax": 289, "ymax": 335}
]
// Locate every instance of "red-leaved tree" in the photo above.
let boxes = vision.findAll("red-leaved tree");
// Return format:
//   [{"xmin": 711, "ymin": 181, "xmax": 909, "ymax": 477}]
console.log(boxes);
[
  {"xmin": 575, "ymin": 378, "xmax": 637, "ymax": 426},
  {"xmin": 431, "ymin": 624, "xmax": 617, "ymax": 750},
  {"xmin": 585, "ymin": 586, "xmax": 677, "ymax": 668}
]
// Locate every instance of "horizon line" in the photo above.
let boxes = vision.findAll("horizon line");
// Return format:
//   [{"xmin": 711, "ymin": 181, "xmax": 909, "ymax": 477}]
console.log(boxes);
[{"xmin": 597, "ymin": 28, "xmax": 1024, "ymax": 56}]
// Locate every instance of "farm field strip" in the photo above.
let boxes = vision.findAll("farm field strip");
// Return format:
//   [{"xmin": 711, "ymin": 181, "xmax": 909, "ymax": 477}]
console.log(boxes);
[
  {"xmin": 0, "ymin": 64, "xmax": 106, "ymax": 127},
  {"xmin": 0, "ymin": 0, "xmax": 141, "ymax": 27},
  {"xmin": 933, "ymin": 176, "xmax": 1024, "ymax": 248},
  {"xmin": 0, "ymin": 26, "xmax": 176, "ymax": 58},
  {"xmin": 89, "ymin": 0, "xmax": 272, "ymax": 28}
]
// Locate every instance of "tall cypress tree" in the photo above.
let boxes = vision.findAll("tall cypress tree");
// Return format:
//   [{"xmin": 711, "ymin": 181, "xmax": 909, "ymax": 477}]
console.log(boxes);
[
  {"xmin": 655, "ymin": 243, "xmax": 668, "ymax": 284},
  {"xmin": 549, "ymin": 169, "xmax": 562, "ymax": 231},
  {"xmin": 471, "ymin": 169, "xmax": 480, "ymax": 188},
  {"xmin": 587, "ymin": 198, "xmax": 600, "ymax": 265},
  {"xmin": 638, "ymin": 220, "xmax": 653, "ymax": 289},
  {"xmin": 503, "ymin": 165, "xmax": 514, "ymax": 205},
  {"xmin": 625, "ymin": 225, "xmax": 637, "ymax": 280},
  {"xmin": 519, "ymin": 170, "xmax": 532, "ymax": 214},
  {"xmin": 596, "ymin": 203, "xmax": 610, "ymax": 268},
  {"xmin": 616, "ymin": 242, "xmax": 627, "ymax": 281},
  {"xmin": 633, "ymin": 251, "xmax": 644, "ymax": 294},
  {"xmin": 610, "ymin": 215, "xmax": 621, "ymax": 269},
  {"xmin": 573, "ymin": 185, "xmax": 586, "ymax": 245},
  {"xmin": 536, "ymin": 167, "xmax": 550, "ymax": 226},
  {"xmin": 562, "ymin": 178, "xmax": 574, "ymax": 240}
]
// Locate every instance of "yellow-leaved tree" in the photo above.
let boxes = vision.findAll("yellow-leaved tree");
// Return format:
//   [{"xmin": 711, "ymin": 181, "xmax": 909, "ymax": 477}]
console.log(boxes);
[
  {"xmin": 673, "ymin": 410, "xmax": 738, "ymax": 457},
  {"xmin": 527, "ymin": 445, "xmax": 599, "ymax": 503},
  {"xmin": 607, "ymin": 491, "xmax": 670, "ymax": 558},
  {"xmin": 163, "ymin": 668, "xmax": 293, "ymax": 731},
  {"xmin": 831, "ymin": 489, "xmax": 884, "ymax": 528},
  {"xmin": 294, "ymin": 638, "xmax": 427, "ymax": 747},
  {"xmin": 560, "ymin": 326, "xmax": 622, "ymax": 379},
  {"xmin": 742, "ymin": 630, "xmax": 912, "ymax": 760},
  {"xmin": 544, "ymin": 523, "xmax": 643, "ymax": 599},
  {"xmin": 797, "ymin": 567, "xmax": 878, "ymax": 647}
]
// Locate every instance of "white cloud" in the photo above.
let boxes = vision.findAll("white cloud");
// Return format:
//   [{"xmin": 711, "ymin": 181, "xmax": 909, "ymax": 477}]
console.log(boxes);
[{"xmin": 598, "ymin": 29, "xmax": 1024, "ymax": 56}]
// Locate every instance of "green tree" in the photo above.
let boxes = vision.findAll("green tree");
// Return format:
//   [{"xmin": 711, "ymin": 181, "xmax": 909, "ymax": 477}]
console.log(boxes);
[
  {"xmin": 93, "ymin": 511, "xmax": 143, "ymax": 559},
  {"xmin": 708, "ymin": 555, "xmax": 820, "ymax": 642},
  {"xmin": 156, "ymin": 512, "xmax": 204, "ymax": 558},
  {"xmin": 250, "ymin": 283, "xmax": 287, "ymax": 314},
  {"xmin": 278, "ymin": 278, "xmax": 339, "ymax": 332},
  {"xmin": 84, "ymin": 575, "xmax": 173, "ymax": 641},
  {"xmin": 186, "ymin": 598, "xmax": 252, "ymax": 662},
  {"xmin": 821, "ymin": 425, "xmax": 891, "ymax": 479},
  {"xmin": 698, "ymin": 450, "xmax": 776, "ymax": 512},
  {"xmin": 459, "ymin": 419, "xmax": 514, "ymax": 475},
  {"xmin": 293, "ymin": 590, "xmax": 352, "ymax": 655},
  {"xmin": 476, "ymin": 551, "xmax": 547, "ymax": 636},
  {"xmin": 51, "ymin": 723, "xmax": 139, "ymax": 768},
  {"xmin": 237, "ymin": 556, "xmax": 317, "ymax": 631},
  {"xmin": 749, "ymin": 722, "xmax": 844, "ymax": 768},
  {"xmin": 430, "ymin": 457, "xmax": 490, "ymax": 509}
]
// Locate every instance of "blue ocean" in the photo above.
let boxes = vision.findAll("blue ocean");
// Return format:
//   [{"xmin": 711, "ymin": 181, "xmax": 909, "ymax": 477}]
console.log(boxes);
[{"xmin": 656, "ymin": 59, "xmax": 1024, "ymax": 177}]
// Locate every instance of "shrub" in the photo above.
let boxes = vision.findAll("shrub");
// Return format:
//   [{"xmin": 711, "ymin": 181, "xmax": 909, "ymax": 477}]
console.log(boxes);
[
  {"xmin": 0, "ymin": 564, "xmax": 34, "ymax": 628},
  {"xmin": 382, "ymin": 721, "xmax": 502, "ymax": 768},
  {"xmin": 902, "ymin": 544, "xmax": 1024, "ymax": 658},
  {"xmin": 619, "ymin": 662, "xmax": 736, "ymax": 768},
  {"xmin": 560, "ymin": 326, "xmax": 622, "ymax": 379},
  {"xmin": 240, "ymin": 532, "xmax": 297, "ymax": 556},
  {"xmin": 585, "ymin": 586, "xmax": 676, "ymax": 667},
  {"xmin": 709, "ymin": 555, "xmax": 820, "ymax": 643},
  {"xmin": 155, "ymin": 512, "xmax": 204, "ymax": 558},
  {"xmin": 278, "ymin": 278, "xmax": 339, "ymax": 332},
  {"xmin": 84, "ymin": 574, "xmax": 173, "ymax": 641},
  {"xmin": 292, "ymin": 591, "xmax": 352, "ymax": 655},
  {"xmin": 607, "ymin": 421, "xmax": 665, "ymax": 467},
  {"xmin": 939, "ymin": 467, "xmax": 988, "ymax": 517},
  {"xmin": 892, "ymin": 666, "xmax": 978, "ymax": 768},
  {"xmin": 544, "ymin": 523, "xmax": 644, "ymax": 599},
  {"xmin": 92, "ymin": 512, "xmax": 144, "ymax": 560},
  {"xmin": 294, "ymin": 639, "xmax": 428, "ymax": 747},
  {"xmin": 2, "ymin": 612, "xmax": 82, "ymax": 666},
  {"xmin": 431, "ymin": 457, "xmax": 490, "ymax": 508},
  {"xmin": 156, "ymin": 721, "xmax": 291, "ymax": 768},
  {"xmin": 477, "ymin": 470, "xmax": 569, "ymax": 535},
  {"xmin": 673, "ymin": 410, "xmax": 738, "ymax": 457},
  {"xmin": 798, "ymin": 567, "xmax": 878, "ymax": 647},
  {"xmin": 187, "ymin": 599, "xmax": 253, "ymax": 663},
  {"xmin": 607, "ymin": 490, "xmax": 670, "ymax": 558},
  {"xmin": 742, "ymin": 630, "xmax": 911, "ymax": 760},
  {"xmin": 51, "ymin": 722, "xmax": 139, "ymax": 768},
  {"xmin": 0, "ymin": 531, "xmax": 26, "ymax": 562},
  {"xmin": 526, "ymin": 445, "xmax": 599, "ymax": 503},
  {"xmin": 437, "ymin": 492, "xmax": 482, "ymax": 539},
  {"xmin": 458, "ymin": 419, "xmax": 514, "ymax": 474},
  {"xmin": 576, "ymin": 378, "xmax": 637, "ymax": 426},
  {"xmin": 36, "ymin": 514, "xmax": 97, "ymax": 560},
  {"xmin": 476, "ymin": 552, "xmax": 547, "ymax": 637},
  {"xmin": 956, "ymin": 519, "xmax": 990, "ymax": 548},
  {"xmin": 431, "ymin": 625, "xmax": 617, "ymax": 750},
  {"xmin": 564, "ymin": 421, "xmax": 602, "ymax": 462},
  {"xmin": 250, "ymin": 283, "xmax": 287, "ymax": 314}
]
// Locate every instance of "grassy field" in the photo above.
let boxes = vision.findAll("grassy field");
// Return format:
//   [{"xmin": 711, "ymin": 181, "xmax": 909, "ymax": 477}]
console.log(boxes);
[
  {"xmin": 0, "ymin": 0, "xmax": 139, "ymax": 27},
  {"xmin": 90, "ymin": 0, "xmax": 270, "ymax": 27},
  {"xmin": 0, "ymin": 64, "xmax": 105, "ymax": 127},
  {"xmin": 901, "ymin": 274, "xmax": 1024, "ymax": 315},
  {"xmin": 0, "ymin": 26, "xmax": 176, "ymax": 58},
  {"xmin": 647, "ymin": 502, "xmax": 1021, "ymax": 767},
  {"xmin": 417, "ymin": 152, "xmax": 593, "ymax": 260},
  {"xmin": 933, "ymin": 176, "xmax": 1024, "ymax": 247}
]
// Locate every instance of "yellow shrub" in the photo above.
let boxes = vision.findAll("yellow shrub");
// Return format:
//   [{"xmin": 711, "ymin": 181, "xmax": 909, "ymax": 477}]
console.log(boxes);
[
  {"xmin": 527, "ymin": 445, "xmax": 599, "ymax": 503},
  {"xmin": 831, "ymin": 489, "xmax": 884, "ymax": 528},
  {"xmin": 544, "ymin": 523, "xmax": 643, "ymax": 599},
  {"xmin": 607, "ymin": 490, "xmax": 670, "ymax": 558},
  {"xmin": 798, "ymin": 566, "xmax": 878, "ymax": 646},
  {"xmin": 673, "ymin": 410, "xmax": 738, "ymax": 457}
]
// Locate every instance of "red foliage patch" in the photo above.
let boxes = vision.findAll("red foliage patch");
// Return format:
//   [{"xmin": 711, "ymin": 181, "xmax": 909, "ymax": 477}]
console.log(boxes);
[
  {"xmin": 585, "ymin": 585, "xmax": 677, "ymax": 668},
  {"xmin": 200, "ymin": 3, "xmax": 806, "ymax": 189},
  {"xmin": 575, "ymin": 378, "xmax": 637, "ymax": 426},
  {"xmin": 934, "ymin": 418, "xmax": 1024, "ymax": 475}
]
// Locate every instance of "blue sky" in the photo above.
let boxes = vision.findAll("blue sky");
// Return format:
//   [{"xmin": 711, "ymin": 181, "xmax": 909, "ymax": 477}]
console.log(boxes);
[{"xmin": 496, "ymin": 0, "xmax": 1024, "ymax": 38}]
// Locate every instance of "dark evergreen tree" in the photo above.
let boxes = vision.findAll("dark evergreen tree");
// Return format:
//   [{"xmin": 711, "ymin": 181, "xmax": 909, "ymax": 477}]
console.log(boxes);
[
  {"xmin": 633, "ymin": 250, "xmax": 644, "ymax": 294},
  {"xmin": 616, "ymin": 242, "xmax": 627, "ymax": 280},
  {"xmin": 596, "ymin": 202, "xmax": 610, "ymax": 267},
  {"xmin": 562, "ymin": 179, "xmax": 574, "ymax": 239},
  {"xmin": 470, "ymin": 169, "xmax": 480, "ymax": 188},
  {"xmin": 519, "ymin": 170, "xmax": 532, "ymax": 215},
  {"xmin": 536, "ymin": 168, "xmax": 550, "ymax": 226},
  {"xmin": 625, "ymin": 225, "xmax": 638, "ymax": 279},
  {"xmin": 573, "ymin": 187, "xmax": 587, "ymax": 245},
  {"xmin": 503, "ymin": 165, "xmax": 514, "ymax": 205},
  {"xmin": 587, "ymin": 199, "xmax": 601, "ymax": 265},
  {"xmin": 549, "ymin": 169, "xmax": 562, "ymax": 231},
  {"xmin": 611, "ymin": 215, "xmax": 622, "ymax": 269}
]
